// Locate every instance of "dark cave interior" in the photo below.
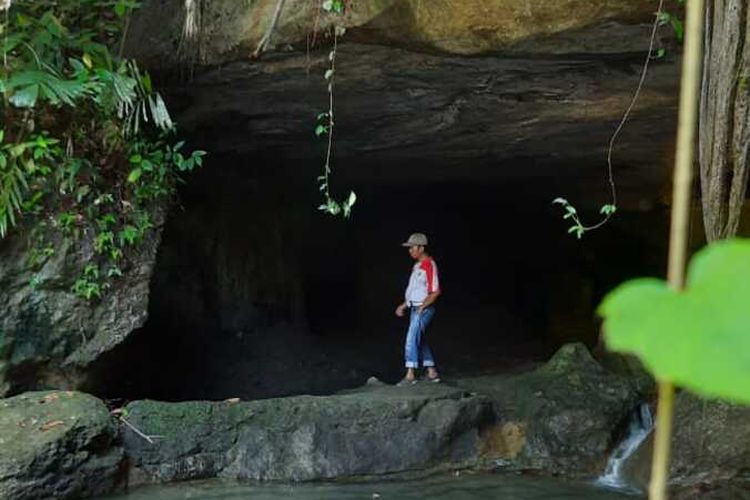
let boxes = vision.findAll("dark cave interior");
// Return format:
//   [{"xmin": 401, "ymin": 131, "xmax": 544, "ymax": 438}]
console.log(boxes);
[{"xmin": 87, "ymin": 150, "xmax": 670, "ymax": 402}]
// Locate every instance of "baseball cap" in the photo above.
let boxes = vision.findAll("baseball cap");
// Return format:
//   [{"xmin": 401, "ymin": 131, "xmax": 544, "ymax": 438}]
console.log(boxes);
[{"xmin": 401, "ymin": 233, "xmax": 428, "ymax": 247}]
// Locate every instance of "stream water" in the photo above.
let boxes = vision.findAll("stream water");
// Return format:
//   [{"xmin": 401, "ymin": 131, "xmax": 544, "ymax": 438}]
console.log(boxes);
[
  {"xmin": 596, "ymin": 403, "xmax": 654, "ymax": 492},
  {"xmin": 101, "ymin": 472, "xmax": 642, "ymax": 500}
]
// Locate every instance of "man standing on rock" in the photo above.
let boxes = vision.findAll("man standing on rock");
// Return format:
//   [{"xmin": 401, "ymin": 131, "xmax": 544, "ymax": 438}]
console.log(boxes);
[{"xmin": 395, "ymin": 233, "xmax": 441, "ymax": 385}]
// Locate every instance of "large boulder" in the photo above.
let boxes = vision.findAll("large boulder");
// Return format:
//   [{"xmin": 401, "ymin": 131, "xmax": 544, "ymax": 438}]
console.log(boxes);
[
  {"xmin": 459, "ymin": 342, "xmax": 643, "ymax": 476},
  {"xmin": 0, "ymin": 212, "xmax": 164, "ymax": 397},
  {"xmin": 122, "ymin": 383, "xmax": 491, "ymax": 483},
  {"xmin": 0, "ymin": 391, "xmax": 123, "ymax": 499},
  {"xmin": 121, "ymin": 343, "xmax": 643, "ymax": 485},
  {"xmin": 623, "ymin": 392, "xmax": 750, "ymax": 498}
]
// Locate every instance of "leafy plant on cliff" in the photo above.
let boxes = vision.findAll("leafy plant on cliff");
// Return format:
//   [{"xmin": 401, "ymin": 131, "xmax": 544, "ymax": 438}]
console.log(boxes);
[{"xmin": 0, "ymin": 0, "xmax": 204, "ymax": 300}]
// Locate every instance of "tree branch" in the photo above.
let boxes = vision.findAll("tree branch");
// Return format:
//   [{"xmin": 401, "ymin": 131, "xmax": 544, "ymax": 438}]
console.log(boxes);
[{"xmin": 253, "ymin": 0, "xmax": 288, "ymax": 59}]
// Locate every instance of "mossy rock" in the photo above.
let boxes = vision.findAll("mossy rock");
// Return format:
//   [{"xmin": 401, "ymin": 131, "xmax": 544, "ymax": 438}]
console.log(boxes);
[{"xmin": 0, "ymin": 391, "xmax": 123, "ymax": 499}]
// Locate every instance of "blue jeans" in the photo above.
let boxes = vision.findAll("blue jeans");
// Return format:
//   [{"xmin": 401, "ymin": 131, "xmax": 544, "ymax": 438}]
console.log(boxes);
[{"xmin": 404, "ymin": 306, "xmax": 436, "ymax": 368}]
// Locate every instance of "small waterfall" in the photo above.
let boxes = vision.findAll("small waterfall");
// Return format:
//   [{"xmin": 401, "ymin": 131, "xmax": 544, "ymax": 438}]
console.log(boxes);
[{"xmin": 596, "ymin": 402, "xmax": 654, "ymax": 491}]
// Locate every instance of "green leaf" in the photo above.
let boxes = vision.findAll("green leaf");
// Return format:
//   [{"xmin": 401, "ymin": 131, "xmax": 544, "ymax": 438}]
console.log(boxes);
[
  {"xmin": 346, "ymin": 190, "xmax": 357, "ymax": 208},
  {"xmin": 10, "ymin": 84, "xmax": 40, "ymax": 108},
  {"xmin": 600, "ymin": 204, "xmax": 617, "ymax": 216},
  {"xmin": 315, "ymin": 124, "xmax": 328, "ymax": 137},
  {"xmin": 599, "ymin": 239, "xmax": 750, "ymax": 404},
  {"xmin": 115, "ymin": 2, "xmax": 127, "ymax": 18},
  {"xmin": 127, "ymin": 168, "xmax": 142, "ymax": 183},
  {"xmin": 671, "ymin": 18, "xmax": 684, "ymax": 42},
  {"xmin": 324, "ymin": 69, "xmax": 334, "ymax": 80}
]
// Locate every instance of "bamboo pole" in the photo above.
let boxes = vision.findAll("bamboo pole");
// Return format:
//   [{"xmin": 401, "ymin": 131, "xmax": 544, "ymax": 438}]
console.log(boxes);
[{"xmin": 650, "ymin": 0, "xmax": 705, "ymax": 498}]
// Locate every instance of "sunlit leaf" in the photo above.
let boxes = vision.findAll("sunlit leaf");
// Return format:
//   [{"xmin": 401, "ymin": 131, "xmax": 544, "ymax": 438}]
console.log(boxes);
[
  {"xmin": 9, "ymin": 83, "xmax": 40, "ymax": 107},
  {"xmin": 127, "ymin": 168, "xmax": 142, "ymax": 183}
]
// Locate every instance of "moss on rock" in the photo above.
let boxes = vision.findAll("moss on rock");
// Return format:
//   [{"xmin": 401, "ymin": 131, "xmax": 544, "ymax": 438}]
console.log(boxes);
[{"xmin": 0, "ymin": 391, "xmax": 123, "ymax": 499}]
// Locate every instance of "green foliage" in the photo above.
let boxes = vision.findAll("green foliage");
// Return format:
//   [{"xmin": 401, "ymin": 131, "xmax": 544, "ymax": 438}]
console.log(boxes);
[
  {"xmin": 0, "ymin": 130, "xmax": 62, "ymax": 237},
  {"xmin": 1, "ymin": 0, "xmax": 205, "ymax": 301},
  {"xmin": 655, "ymin": 0, "xmax": 686, "ymax": 48},
  {"xmin": 552, "ymin": 198, "xmax": 616, "ymax": 239},
  {"xmin": 321, "ymin": 0, "xmax": 345, "ymax": 14},
  {"xmin": 657, "ymin": 11, "xmax": 684, "ymax": 43},
  {"xmin": 71, "ymin": 263, "xmax": 101, "ymax": 300},
  {"xmin": 599, "ymin": 239, "xmax": 750, "ymax": 404}
]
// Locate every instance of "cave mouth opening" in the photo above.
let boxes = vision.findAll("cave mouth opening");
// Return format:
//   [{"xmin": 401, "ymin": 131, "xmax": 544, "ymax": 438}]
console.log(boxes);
[{"xmin": 87, "ymin": 152, "xmax": 668, "ymax": 403}]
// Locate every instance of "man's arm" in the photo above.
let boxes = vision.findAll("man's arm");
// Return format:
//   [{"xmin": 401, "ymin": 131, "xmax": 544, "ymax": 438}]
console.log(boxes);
[
  {"xmin": 395, "ymin": 300, "xmax": 408, "ymax": 317},
  {"xmin": 417, "ymin": 291, "xmax": 440, "ymax": 313},
  {"xmin": 417, "ymin": 258, "xmax": 440, "ymax": 313}
]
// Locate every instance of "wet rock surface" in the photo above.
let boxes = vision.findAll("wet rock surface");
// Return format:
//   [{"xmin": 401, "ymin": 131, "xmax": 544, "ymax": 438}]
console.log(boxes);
[
  {"xmin": 624, "ymin": 391, "xmax": 750, "ymax": 498},
  {"xmin": 457, "ymin": 342, "xmax": 642, "ymax": 476}
]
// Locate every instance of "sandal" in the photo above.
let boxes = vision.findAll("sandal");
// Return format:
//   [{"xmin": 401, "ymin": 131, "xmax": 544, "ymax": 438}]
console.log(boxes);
[{"xmin": 396, "ymin": 377, "xmax": 418, "ymax": 387}]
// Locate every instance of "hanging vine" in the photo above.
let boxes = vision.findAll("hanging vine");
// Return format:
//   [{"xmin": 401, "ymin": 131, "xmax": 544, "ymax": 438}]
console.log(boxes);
[
  {"xmin": 553, "ymin": 0, "xmax": 671, "ymax": 238},
  {"xmin": 315, "ymin": 1, "xmax": 356, "ymax": 217}
]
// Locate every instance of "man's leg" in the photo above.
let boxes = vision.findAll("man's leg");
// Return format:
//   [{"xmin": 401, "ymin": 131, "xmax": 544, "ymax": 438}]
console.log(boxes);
[
  {"xmin": 403, "ymin": 308, "xmax": 421, "ymax": 381},
  {"xmin": 418, "ymin": 308, "xmax": 439, "ymax": 380}
]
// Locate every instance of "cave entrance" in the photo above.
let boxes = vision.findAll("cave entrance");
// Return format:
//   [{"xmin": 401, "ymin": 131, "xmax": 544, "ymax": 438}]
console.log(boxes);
[{"xmin": 88, "ymin": 150, "xmax": 668, "ymax": 402}]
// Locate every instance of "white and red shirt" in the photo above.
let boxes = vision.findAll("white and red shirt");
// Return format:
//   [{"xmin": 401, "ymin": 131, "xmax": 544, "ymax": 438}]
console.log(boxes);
[{"xmin": 405, "ymin": 257, "xmax": 440, "ymax": 305}]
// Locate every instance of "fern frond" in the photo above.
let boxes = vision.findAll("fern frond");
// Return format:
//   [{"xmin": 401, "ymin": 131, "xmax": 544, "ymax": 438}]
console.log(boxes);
[
  {"xmin": 4, "ymin": 68, "xmax": 91, "ymax": 107},
  {"xmin": 0, "ymin": 157, "xmax": 29, "ymax": 238}
]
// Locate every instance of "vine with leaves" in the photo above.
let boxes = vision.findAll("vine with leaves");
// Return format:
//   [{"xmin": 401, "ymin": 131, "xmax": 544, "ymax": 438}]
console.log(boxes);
[
  {"xmin": 314, "ymin": 0, "xmax": 356, "ymax": 217},
  {"xmin": 0, "ymin": 0, "xmax": 204, "ymax": 300},
  {"xmin": 553, "ymin": 0, "xmax": 681, "ymax": 238}
]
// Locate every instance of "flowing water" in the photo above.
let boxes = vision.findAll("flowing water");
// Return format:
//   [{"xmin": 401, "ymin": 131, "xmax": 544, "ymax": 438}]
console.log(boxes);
[
  {"xmin": 101, "ymin": 472, "xmax": 642, "ymax": 500},
  {"xmin": 596, "ymin": 403, "xmax": 654, "ymax": 492}
]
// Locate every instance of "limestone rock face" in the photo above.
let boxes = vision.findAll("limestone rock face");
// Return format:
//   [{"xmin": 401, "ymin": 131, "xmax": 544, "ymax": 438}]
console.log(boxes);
[
  {"xmin": 0, "ymin": 213, "xmax": 164, "ymax": 397},
  {"xmin": 0, "ymin": 391, "xmax": 123, "ymax": 499},
  {"xmin": 127, "ymin": 0, "xmax": 676, "ymax": 66},
  {"xmin": 167, "ymin": 41, "xmax": 678, "ymax": 210}
]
